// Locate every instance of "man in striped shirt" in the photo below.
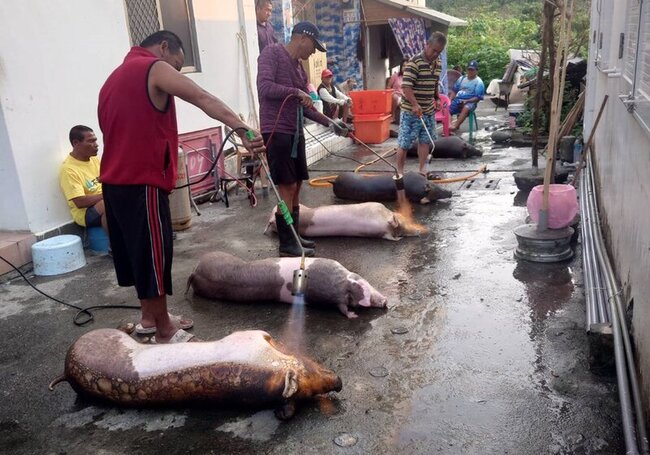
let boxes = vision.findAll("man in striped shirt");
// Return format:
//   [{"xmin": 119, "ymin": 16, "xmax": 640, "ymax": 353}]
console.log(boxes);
[{"xmin": 396, "ymin": 32, "xmax": 447, "ymax": 177}]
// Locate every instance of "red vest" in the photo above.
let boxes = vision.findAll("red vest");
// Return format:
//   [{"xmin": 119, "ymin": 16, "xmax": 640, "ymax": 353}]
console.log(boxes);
[{"xmin": 98, "ymin": 47, "xmax": 178, "ymax": 192}]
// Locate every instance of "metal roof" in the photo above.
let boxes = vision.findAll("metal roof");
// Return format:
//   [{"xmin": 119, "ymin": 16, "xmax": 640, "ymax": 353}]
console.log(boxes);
[{"xmin": 373, "ymin": 0, "xmax": 468, "ymax": 27}]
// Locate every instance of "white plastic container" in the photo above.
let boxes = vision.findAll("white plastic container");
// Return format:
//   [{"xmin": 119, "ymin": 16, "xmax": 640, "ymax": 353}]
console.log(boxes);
[{"xmin": 32, "ymin": 235, "xmax": 86, "ymax": 276}]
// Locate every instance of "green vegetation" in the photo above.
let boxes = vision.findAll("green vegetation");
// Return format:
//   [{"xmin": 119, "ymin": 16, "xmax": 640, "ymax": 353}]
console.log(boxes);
[
  {"xmin": 444, "ymin": 13, "xmax": 540, "ymax": 82},
  {"xmin": 428, "ymin": 0, "xmax": 591, "ymax": 82}
]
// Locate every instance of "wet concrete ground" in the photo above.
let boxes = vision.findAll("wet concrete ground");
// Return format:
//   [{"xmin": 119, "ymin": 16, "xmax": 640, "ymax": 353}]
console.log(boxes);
[{"xmin": 0, "ymin": 105, "xmax": 623, "ymax": 454}]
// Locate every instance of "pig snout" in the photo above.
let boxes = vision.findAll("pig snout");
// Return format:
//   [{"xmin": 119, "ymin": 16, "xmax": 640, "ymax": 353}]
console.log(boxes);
[
  {"xmin": 426, "ymin": 183, "xmax": 452, "ymax": 202},
  {"xmin": 352, "ymin": 275, "xmax": 388, "ymax": 309}
]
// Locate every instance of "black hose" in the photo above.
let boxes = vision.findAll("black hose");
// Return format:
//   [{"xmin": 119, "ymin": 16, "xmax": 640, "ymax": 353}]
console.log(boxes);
[
  {"xmin": 174, "ymin": 127, "xmax": 248, "ymax": 190},
  {"xmin": 0, "ymin": 255, "xmax": 139, "ymax": 326}
]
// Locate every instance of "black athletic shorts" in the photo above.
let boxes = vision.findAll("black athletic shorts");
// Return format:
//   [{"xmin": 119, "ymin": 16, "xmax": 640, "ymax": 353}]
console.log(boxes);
[
  {"xmin": 84, "ymin": 206, "xmax": 102, "ymax": 227},
  {"xmin": 263, "ymin": 132, "xmax": 308, "ymax": 184},
  {"xmin": 103, "ymin": 184, "xmax": 173, "ymax": 299}
]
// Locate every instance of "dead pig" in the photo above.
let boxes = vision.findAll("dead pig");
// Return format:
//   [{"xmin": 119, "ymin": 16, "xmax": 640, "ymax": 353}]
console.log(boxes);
[
  {"xmin": 264, "ymin": 202, "xmax": 426, "ymax": 241},
  {"xmin": 332, "ymin": 171, "xmax": 452, "ymax": 204},
  {"xmin": 187, "ymin": 251, "xmax": 388, "ymax": 319},
  {"xmin": 49, "ymin": 328, "xmax": 342, "ymax": 420}
]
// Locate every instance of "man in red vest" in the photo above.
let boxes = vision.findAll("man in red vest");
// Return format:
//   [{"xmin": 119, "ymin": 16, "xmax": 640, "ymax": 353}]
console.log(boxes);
[{"xmin": 98, "ymin": 30, "xmax": 265, "ymax": 343}]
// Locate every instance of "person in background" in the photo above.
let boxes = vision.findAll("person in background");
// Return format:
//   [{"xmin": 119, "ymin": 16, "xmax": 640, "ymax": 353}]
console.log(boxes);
[
  {"xmin": 256, "ymin": 0, "xmax": 277, "ymax": 53},
  {"xmin": 339, "ymin": 78, "xmax": 357, "ymax": 95},
  {"xmin": 98, "ymin": 30, "xmax": 265, "ymax": 343},
  {"xmin": 449, "ymin": 60, "xmax": 485, "ymax": 133},
  {"xmin": 59, "ymin": 125, "xmax": 108, "ymax": 235},
  {"xmin": 395, "ymin": 32, "xmax": 447, "ymax": 177},
  {"xmin": 387, "ymin": 59, "xmax": 407, "ymax": 124},
  {"xmin": 257, "ymin": 22, "xmax": 349, "ymax": 257},
  {"xmin": 318, "ymin": 68, "xmax": 353, "ymax": 124}
]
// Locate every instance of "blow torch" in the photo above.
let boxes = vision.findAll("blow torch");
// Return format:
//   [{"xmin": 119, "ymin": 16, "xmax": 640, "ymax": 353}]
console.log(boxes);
[{"xmin": 246, "ymin": 130, "xmax": 307, "ymax": 296}]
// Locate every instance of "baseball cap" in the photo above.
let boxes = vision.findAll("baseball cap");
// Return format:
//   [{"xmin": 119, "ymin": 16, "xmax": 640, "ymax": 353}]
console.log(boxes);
[
  {"xmin": 468, "ymin": 60, "xmax": 479, "ymax": 70},
  {"xmin": 292, "ymin": 21, "xmax": 327, "ymax": 52},
  {"xmin": 321, "ymin": 68, "xmax": 333, "ymax": 78}
]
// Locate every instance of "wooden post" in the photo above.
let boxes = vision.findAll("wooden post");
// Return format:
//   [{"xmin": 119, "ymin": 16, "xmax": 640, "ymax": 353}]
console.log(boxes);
[{"xmin": 540, "ymin": 0, "xmax": 574, "ymax": 231}]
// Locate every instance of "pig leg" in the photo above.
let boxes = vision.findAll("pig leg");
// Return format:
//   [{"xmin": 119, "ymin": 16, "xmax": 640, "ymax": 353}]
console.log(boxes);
[
  {"xmin": 337, "ymin": 301, "xmax": 358, "ymax": 319},
  {"xmin": 275, "ymin": 401, "xmax": 297, "ymax": 420}
]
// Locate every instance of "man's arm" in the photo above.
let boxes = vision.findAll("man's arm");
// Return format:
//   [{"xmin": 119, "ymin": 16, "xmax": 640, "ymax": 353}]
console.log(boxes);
[
  {"xmin": 70, "ymin": 194, "xmax": 103, "ymax": 209},
  {"xmin": 60, "ymin": 168, "xmax": 102, "ymax": 209},
  {"xmin": 150, "ymin": 61, "xmax": 265, "ymax": 152},
  {"xmin": 333, "ymin": 86, "xmax": 351, "ymax": 104},
  {"xmin": 319, "ymin": 87, "xmax": 345, "ymax": 106}
]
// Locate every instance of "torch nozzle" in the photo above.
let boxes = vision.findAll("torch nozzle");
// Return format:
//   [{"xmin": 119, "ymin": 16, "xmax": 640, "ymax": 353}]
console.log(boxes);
[
  {"xmin": 392, "ymin": 173, "xmax": 405, "ymax": 191},
  {"xmin": 292, "ymin": 267, "xmax": 308, "ymax": 296}
]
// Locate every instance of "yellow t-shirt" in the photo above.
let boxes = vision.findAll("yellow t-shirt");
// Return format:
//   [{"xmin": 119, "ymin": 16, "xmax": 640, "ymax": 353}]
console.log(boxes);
[{"xmin": 59, "ymin": 155, "xmax": 102, "ymax": 226}]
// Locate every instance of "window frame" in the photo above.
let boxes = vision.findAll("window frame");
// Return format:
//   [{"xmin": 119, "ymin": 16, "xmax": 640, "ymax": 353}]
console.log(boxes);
[
  {"xmin": 620, "ymin": 0, "xmax": 650, "ymax": 136},
  {"xmin": 124, "ymin": 0, "xmax": 201, "ymax": 73}
]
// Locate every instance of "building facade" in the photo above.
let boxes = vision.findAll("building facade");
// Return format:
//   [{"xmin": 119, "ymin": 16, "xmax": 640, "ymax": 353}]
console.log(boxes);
[{"xmin": 585, "ymin": 0, "xmax": 650, "ymax": 412}]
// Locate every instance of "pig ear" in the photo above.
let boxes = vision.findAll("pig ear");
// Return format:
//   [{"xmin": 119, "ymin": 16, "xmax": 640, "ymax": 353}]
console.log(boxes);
[{"xmin": 282, "ymin": 370, "xmax": 299, "ymax": 398}]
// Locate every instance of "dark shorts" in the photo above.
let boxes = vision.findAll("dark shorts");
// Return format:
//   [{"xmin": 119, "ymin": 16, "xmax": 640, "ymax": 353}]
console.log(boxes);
[
  {"xmin": 103, "ymin": 184, "xmax": 173, "ymax": 300},
  {"xmin": 263, "ymin": 132, "xmax": 308, "ymax": 184},
  {"xmin": 84, "ymin": 206, "xmax": 102, "ymax": 227}
]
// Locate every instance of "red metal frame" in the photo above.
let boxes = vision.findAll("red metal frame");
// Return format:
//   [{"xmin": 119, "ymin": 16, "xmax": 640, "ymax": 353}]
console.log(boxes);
[{"xmin": 178, "ymin": 126, "xmax": 223, "ymax": 198}]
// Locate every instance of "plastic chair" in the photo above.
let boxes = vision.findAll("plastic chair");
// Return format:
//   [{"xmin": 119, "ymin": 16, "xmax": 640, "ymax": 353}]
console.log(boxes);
[
  {"xmin": 435, "ymin": 94, "xmax": 451, "ymax": 137},
  {"xmin": 468, "ymin": 109, "xmax": 479, "ymax": 143}
]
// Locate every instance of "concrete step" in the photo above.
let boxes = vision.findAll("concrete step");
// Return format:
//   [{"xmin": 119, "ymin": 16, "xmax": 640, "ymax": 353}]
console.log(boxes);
[{"xmin": 0, "ymin": 231, "xmax": 36, "ymax": 276}]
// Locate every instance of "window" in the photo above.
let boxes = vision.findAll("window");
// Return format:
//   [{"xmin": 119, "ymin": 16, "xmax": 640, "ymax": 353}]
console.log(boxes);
[
  {"xmin": 124, "ymin": 0, "xmax": 200, "ymax": 71},
  {"xmin": 595, "ymin": 0, "xmax": 615, "ymax": 70},
  {"xmin": 622, "ymin": 0, "xmax": 650, "ymax": 133}
]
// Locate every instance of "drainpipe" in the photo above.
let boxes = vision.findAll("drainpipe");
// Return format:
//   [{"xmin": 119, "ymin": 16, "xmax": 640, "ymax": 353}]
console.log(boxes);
[{"xmin": 584, "ymin": 157, "xmax": 649, "ymax": 454}]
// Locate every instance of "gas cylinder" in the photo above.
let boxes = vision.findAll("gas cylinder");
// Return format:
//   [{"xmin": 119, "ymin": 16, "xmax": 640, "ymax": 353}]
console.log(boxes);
[{"xmin": 169, "ymin": 148, "xmax": 192, "ymax": 231}]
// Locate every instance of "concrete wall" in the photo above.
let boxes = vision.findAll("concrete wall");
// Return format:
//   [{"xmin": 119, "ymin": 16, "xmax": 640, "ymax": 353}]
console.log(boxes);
[
  {"xmin": 365, "ymin": 25, "xmax": 391, "ymax": 89},
  {"xmin": 0, "ymin": 0, "xmax": 258, "ymax": 234},
  {"xmin": 584, "ymin": 0, "xmax": 650, "ymax": 412}
]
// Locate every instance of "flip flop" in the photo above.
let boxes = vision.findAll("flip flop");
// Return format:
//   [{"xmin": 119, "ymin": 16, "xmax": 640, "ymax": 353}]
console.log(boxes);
[
  {"xmin": 135, "ymin": 314, "xmax": 194, "ymax": 335},
  {"xmin": 426, "ymin": 172, "xmax": 444, "ymax": 181},
  {"xmin": 150, "ymin": 329, "xmax": 196, "ymax": 344}
]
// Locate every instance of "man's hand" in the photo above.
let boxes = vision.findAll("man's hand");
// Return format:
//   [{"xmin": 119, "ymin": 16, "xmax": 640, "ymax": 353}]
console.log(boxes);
[
  {"xmin": 329, "ymin": 119, "xmax": 349, "ymax": 137},
  {"xmin": 239, "ymin": 128, "xmax": 266, "ymax": 155},
  {"xmin": 413, "ymin": 104, "xmax": 423, "ymax": 117},
  {"xmin": 433, "ymin": 98, "xmax": 441, "ymax": 111},
  {"xmin": 296, "ymin": 90, "xmax": 314, "ymax": 109}
]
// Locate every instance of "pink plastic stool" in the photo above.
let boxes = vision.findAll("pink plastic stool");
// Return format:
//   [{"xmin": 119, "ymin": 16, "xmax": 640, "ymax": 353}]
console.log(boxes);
[{"xmin": 435, "ymin": 94, "xmax": 451, "ymax": 137}]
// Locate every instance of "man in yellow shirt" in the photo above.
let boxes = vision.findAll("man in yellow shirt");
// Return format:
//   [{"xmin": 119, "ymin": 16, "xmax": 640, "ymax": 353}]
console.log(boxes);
[{"xmin": 59, "ymin": 125, "xmax": 107, "ymax": 233}]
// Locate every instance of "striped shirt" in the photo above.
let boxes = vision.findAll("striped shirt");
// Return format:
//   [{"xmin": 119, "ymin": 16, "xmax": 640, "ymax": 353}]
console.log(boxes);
[{"xmin": 400, "ymin": 53, "xmax": 442, "ymax": 115}]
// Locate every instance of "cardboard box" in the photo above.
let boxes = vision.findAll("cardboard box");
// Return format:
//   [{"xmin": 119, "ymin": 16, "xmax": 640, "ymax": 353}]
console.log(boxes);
[{"xmin": 301, "ymin": 51, "xmax": 327, "ymax": 88}]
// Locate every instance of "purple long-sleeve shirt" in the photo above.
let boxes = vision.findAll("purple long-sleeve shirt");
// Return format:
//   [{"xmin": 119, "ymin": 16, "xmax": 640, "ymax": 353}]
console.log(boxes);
[
  {"xmin": 257, "ymin": 43, "xmax": 329, "ymax": 134},
  {"xmin": 257, "ymin": 21, "xmax": 277, "ymax": 53}
]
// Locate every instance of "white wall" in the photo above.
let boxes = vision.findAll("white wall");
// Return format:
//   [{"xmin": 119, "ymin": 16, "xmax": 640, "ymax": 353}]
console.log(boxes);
[
  {"xmin": 585, "ymin": 0, "xmax": 650, "ymax": 412},
  {"xmin": 175, "ymin": 0, "xmax": 259, "ymax": 133},
  {"xmin": 0, "ymin": 1, "xmax": 130, "ymax": 233},
  {"xmin": 0, "ymin": 0, "xmax": 259, "ymax": 234}
]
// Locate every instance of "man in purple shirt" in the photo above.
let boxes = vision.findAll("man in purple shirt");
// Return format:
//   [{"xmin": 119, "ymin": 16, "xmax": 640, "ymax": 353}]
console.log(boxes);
[
  {"xmin": 256, "ymin": 0, "xmax": 277, "ymax": 53},
  {"xmin": 257, "ymin": 21, "xmax": 348, "ymax": 257}
]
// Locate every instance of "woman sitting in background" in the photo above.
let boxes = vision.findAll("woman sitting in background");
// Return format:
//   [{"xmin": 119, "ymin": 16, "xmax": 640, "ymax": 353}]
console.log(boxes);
[{"xmin": 387, "ymin": 60, "xmax": 407, "ymax": 124}]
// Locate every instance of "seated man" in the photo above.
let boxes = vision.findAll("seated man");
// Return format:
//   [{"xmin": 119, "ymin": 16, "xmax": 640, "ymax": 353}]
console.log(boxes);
[
  {"xmin": 59, "ymin": 125, "xmax": 108, "ymax": 234},
  {"xmin": 318, "ymin": 68, "xmax": 353, "ymax": 123},
  {"xmin": 449, "ymin": 60, "xmax": 485, "ymax": 132}
]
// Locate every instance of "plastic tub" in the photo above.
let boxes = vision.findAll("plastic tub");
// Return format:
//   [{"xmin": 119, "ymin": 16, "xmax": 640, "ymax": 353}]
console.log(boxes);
[
  {"xmin": 526, "ymin": 184, "xmax": 579, "ymax": 229},
  {"xmin": 349, "ymin": 90, "xmax": 393, "ymax": 115},
  {"xmin": 352, "ymin": 113, "xmax": 392, "ymax": 144},
  {"xmin": 32, "ymin": 235, "xmax": 86, "ymax": 276}
]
